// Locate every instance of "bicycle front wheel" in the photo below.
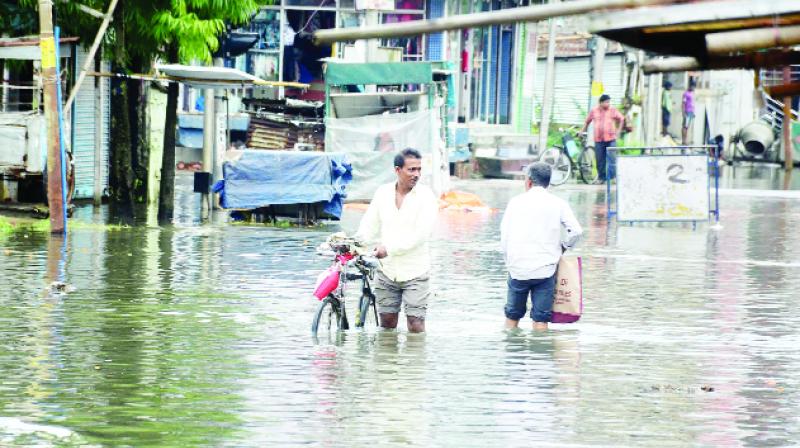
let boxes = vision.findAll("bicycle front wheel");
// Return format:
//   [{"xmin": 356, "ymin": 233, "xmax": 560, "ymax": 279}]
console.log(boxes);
[
  {"xmin": 539, "ymin": 148, "xmax": 571, "ymax": 186},
  {"xmin": 578, "ymin": 146, "xmax": 599, "ymax": 184},
  {"xmin": 312, "ymin": 296, "xmax": 342, "ymax": 336},
  {"xmin": 357, "ymin": 293, "xmax": 379, "ymax": 329}
]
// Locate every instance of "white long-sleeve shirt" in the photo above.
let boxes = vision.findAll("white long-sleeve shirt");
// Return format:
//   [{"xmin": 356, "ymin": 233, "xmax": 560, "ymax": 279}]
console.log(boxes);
[
  {"xmin": 500, "ymin": 187, "xmax": 583, "ymax": 280},
  {"xmin": 356, "ymin": 182, "xmax": 438, "ymax": 282}
]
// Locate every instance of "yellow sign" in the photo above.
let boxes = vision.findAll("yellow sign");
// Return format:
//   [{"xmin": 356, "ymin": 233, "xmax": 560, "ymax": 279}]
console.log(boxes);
[
  {"xmin": 40, "ymin": 37, "xmax": 56, "ymax": 69},
  {"xmin": 591, "ymin": 81, "xmax": 604, "ymax": 97}
]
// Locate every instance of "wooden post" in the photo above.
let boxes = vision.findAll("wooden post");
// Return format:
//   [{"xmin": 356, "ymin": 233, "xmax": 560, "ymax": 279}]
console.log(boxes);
[
  {"xmin": 783, "ymin": 66, "xmax": 793, "ymax": 174},
  {"xmin": 538, "ymin": 1, "xmax": 558, "ymax": 154},
  {"xmin": 38, "ymin": 0, "xmax": 65, "ymax": 233}
]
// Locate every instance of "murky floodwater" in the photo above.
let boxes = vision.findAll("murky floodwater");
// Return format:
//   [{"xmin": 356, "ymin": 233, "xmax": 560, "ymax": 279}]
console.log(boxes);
[{"xmin": 1, "ymin": 171, "xmax": 800, "ymax": 447}]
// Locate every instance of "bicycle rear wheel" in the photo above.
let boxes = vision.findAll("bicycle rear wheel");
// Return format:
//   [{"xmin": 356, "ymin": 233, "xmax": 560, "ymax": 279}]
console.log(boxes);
[
  {"xmin": 539, "ymin": 148, "xmax": 571, "ymax": 186},
  {"xmin": 312, "ymin": 296, "xmax": 342, "ymax": 336},
  {"xmin": 578, "ymin": 146, "xmax": 599, "ymax": 184},
  {"xmin": 357, "ymin": 293, "xmax": 379, "ymax": 329}
]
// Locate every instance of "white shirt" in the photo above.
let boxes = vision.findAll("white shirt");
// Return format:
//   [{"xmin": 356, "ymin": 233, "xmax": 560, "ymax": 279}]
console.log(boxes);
[
  {"xmin": 500, "ymin": 187, "xmax": 583, "ymax": 280},
  {"xmin": 356, "ymin": 182, "xmax": 438, "ymax": 282}
]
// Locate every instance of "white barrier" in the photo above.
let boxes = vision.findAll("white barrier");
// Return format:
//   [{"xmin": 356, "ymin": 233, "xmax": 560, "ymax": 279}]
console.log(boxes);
[{"xmin": 607, "ymin": 147, "xmax": 719, "ymax": 223}]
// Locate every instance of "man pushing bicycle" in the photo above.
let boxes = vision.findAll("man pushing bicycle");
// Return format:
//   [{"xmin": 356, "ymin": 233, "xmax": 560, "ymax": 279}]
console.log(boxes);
[{"xmin": 355, "ymin": 148, "xmax": 438, "ymax": 333}]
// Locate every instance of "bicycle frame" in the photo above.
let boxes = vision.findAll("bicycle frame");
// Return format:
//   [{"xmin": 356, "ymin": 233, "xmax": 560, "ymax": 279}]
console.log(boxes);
[{"xmin": 317, "ymin": 249, "xmax": 376, "ymax": 330}]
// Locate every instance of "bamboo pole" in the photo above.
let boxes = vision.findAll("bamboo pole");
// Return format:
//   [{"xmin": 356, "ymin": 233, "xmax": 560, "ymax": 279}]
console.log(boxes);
[
  {"xmin": 38, "ymin": 0, "xmax": 65, "ymax": 233},
  {"xmin": 85, "ymin": 71, "xmax": 310, "ymax": 89},
  {"xmin": 706, "ymin": 25, "xmax": 800, "ymax": 56},
  {"xmin": 314, "ymin": 0, "xmax": 673, "ymax": 44},
  {"xmin": 642, "ymin": 51, "xmax": 800, "ymax": 74},
  {"xmin": 64, "ymin": 0, "xmax": 118, "ymax": 112}
]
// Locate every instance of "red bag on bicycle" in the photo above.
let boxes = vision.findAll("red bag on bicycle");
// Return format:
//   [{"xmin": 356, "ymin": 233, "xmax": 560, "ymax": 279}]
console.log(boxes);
[{"xmin": 313, "ymin": 267, "xmax": 339, "ymax": 300}]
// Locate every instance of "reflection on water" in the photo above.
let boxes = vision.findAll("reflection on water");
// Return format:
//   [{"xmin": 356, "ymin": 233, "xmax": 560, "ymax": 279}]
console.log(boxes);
[
  {"xmin": 1, "ymin": 175, "xmax": 800, "ymax": 446},
  {"xmin": 720, "ymin": 164, "xmax": 800, "ymax": 191}
]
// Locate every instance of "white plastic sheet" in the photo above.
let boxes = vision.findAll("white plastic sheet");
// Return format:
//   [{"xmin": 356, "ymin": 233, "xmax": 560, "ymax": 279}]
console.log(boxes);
[{"xmin": 325, "ymin": 110, "xmax": 434, "ymax": 201}]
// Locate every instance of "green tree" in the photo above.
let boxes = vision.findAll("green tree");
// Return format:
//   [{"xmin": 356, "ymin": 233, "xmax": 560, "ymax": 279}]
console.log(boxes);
[
  {"xmin": 9, "ymin": 1, "xmax": 265, "ymax": 221},
  {"xmin": 148, "ymin": 0, "xmax": 264, "ymax": 223}
]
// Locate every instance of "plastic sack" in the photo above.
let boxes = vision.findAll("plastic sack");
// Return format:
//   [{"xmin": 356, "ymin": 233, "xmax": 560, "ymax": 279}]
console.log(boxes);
[{"xmin": 551, "ymin": 256, "xmax": 583, "ymax": 323}]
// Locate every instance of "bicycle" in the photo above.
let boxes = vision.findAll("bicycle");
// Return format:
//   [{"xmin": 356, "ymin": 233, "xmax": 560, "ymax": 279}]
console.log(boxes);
[
  {"xmin": 311, "ymin": 236, "xmax": 380, "ymax": 337},
  {"xmin": 538, "ymin": 128, "xmax": 599, "ymax": 186}
]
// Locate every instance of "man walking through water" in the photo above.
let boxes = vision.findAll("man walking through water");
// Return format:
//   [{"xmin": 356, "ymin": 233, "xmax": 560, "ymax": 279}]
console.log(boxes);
[
  {"xmin": 580, "ymin": 94, "xmax": 625, "ymax": 183},
  {"xmin": 501, "ymin": 162, "xmax": 582, "ymax": 331},
  {"xmin": 356, "ymin": 148, "xmax": 438, "ymax": 333}
]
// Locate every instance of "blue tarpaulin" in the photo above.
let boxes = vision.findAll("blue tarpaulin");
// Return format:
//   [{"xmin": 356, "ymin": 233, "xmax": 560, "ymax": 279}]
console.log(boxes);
[{"xmin": 212, "ymin": 150, "xmax": 352, "ymax": 218}]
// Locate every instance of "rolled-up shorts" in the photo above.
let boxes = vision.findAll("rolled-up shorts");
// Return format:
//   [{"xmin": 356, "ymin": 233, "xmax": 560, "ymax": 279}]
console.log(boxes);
[
  {"xmin": 682, "ymin": 111, "xmax": 695, "ymax": 129},
  {"xmin": 374, "ymin": 270, "xmax": 430, "ymax": 318}
]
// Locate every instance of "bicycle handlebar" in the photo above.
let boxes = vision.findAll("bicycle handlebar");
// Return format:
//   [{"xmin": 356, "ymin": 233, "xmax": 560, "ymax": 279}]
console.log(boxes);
[{"xmin": 360, "ymin": 256, "xmax": 380, "ymax": 269}]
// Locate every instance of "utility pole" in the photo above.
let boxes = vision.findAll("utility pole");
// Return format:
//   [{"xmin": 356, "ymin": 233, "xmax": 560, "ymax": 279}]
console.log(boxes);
[
  {"xmin": 38, "ymin": 0, "xmax": 66, "ymax": 233},
  {"xmin": 538, "ymin": 0, "xmax": 559, "ymax": 154},
  {"xmin": 213, "ymin": 57, "xmax": 225, "ymax": 211},
  {"xmin": 202, "ymin": 87, "xmax": 215, "ymax": 218},
  {"xmin": 587, "ymin": 36, "xmax": 606, "ymax": 111}
]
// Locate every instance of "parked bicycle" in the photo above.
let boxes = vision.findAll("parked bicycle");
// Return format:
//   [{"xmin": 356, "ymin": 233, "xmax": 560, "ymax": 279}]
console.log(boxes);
[
  {"xmin": 538, "ymin": 128, "xmax": 599, "ymax": 185},
  {"xmin": 311, "ymin": 235, "xmax": 380, "ymax": 337}
]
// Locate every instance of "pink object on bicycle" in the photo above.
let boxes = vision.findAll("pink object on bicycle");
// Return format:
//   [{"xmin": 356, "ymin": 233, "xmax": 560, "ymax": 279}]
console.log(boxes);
[{"xmin": 313, "ymin": 267, "xmax": 340, "ymax": 300}]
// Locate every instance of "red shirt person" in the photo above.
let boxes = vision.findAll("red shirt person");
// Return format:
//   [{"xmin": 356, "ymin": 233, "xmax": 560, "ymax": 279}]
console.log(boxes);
[{"xmin": 580, "ymin": 94, "xmax": 625, "ymax": 182}]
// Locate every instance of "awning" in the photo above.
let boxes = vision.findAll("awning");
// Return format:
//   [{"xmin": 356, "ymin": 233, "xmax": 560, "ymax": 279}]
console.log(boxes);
[
  {"xmin": 155, "ymin": 64, "xmax": 309, "ymax": 89},
  {"xmin": 84, "ymin": 64, "xmax": 309, "ymax": 89}
]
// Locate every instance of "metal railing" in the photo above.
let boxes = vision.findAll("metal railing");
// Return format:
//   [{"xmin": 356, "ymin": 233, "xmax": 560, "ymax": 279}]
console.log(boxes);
[{"xmin": 758, "ymin": 66, "xmax": 800, "ymax": 133}]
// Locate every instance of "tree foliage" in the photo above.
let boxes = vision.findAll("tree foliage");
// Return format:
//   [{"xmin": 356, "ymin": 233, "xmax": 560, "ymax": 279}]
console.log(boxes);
[
  {"xmin": 5, "ymin": 0, "xmax": 267, "ymax": 220},
  {"xmin": 0, "ymin": 2, "xmax": 38, "ymax": 36},
  {"xmin": 8, "ymin": 0, "xmax": 266, "ymax": 65}
]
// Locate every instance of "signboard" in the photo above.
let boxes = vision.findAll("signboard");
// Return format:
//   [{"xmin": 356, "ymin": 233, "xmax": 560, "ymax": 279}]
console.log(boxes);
[{"xmin": 616, "ymin": 154, "xmax": 709, "ymax": 221}]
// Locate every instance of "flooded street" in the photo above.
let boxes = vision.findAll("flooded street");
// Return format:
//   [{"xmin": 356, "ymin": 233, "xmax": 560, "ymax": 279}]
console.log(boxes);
[{"xmin": 1, "ymin": 170, "xmax": 800, "ymax": 447}]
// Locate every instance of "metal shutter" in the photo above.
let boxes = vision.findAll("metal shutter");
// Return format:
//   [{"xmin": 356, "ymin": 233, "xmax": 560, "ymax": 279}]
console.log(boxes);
[{"xmin": 71, "ymin": 47, "xmax": 110, "ymax": 200}]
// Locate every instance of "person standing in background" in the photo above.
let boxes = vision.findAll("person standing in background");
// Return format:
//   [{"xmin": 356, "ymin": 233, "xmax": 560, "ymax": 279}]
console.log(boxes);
[
  {"xmin": 580, "ymin": 94, "xmax": 626, "ymax": 182},
  {"xmin": 662, "ymin": 81, "xmax": 673, "ymax": 137},
  {"xmin": 682, "ymin": 79, "xmax": 696, "ymax": 145}
]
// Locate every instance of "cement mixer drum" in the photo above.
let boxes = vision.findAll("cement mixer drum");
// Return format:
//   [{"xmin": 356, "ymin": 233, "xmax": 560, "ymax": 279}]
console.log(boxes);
[{"xmin": 738, "ymin": 120, "xmax": 775, "ymax": 155}]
